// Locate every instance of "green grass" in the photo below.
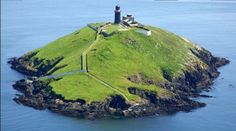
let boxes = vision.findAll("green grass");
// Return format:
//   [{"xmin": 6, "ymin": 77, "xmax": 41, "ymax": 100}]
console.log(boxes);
[
  {"xmin": 90, "ymin": 22, "xmax": 106, "ymax": 27},
  {"xmin": 24, "ymin": 23, "xmax": 201, "ymax": 103},
  {"xmin": 50, "ymin": 73, "xmax": 116, "ymax": 103},
  {"xmin": 105, "ymin": 24, "xmax": 121, "ymax": 34},
  {"xmin": 34, "ymin": 27, "xmax": 96, "ymax": 74},
  {"xmin": 86, "ymin": 27, "xmax": 194, "ymax": 101}
]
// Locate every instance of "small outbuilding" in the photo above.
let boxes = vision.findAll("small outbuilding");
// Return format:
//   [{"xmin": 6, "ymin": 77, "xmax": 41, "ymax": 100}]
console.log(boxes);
[{"xmin": 136, "ymin": 28, "xmax": 152, "ymax": 36}]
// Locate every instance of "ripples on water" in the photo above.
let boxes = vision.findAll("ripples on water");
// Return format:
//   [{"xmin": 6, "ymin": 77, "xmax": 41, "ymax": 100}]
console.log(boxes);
[{"xmin": 1, "ymin": 0, "xmax": 236, "ymax": 131}]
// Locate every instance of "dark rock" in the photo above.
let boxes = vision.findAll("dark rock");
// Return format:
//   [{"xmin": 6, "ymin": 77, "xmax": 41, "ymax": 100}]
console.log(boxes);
[
  {"xmin": 8, "ymin": 46, "xmax": 230, "ymax": 119},
  {"xmin": 229, "ymin": 84, "xmax": 235, "ymax": 88},
  {"xmin": 7, "ymin": 55, "xmax": 64, "ymax": 77},
  {"xmin": 107, "ymin": 95, "xmax": 129, "ymax": 110},
  {"xmin": 127, "ymin": 73, "xmax": 155, "ymax": 85},
  {"xmin": 128, "ymin": 87, "xmax": 158, "ymax": 104},
  {"xmin": 198, "ymin": 94, "xmax": 213, "ymax": 98}
]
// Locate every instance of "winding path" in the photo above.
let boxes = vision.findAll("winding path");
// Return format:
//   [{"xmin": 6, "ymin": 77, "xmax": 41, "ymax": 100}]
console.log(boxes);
[
  {"xmin": 40, "ymin": 69, "xmax": 83, "ymax": 79},
  {"xmin": 82, "ymin": 24, "xmax": 129, "ymax": 101},
  {"xmin": 39, "ymin": 24, "xmax": 129, "ymax": 101},
  {"xmin": 81, "ymin": 29, "xmax": 100, "ymax": 72},
  {"xmin": 86, "ymin": 72, "xmax": 129, "ymax": 100}
]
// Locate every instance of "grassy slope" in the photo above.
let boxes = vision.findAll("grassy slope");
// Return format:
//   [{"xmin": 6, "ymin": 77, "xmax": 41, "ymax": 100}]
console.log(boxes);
[
  {"xmin": 35, "ymin": 27, "xmax": 96, "ymax": 74},
  {"xmin": 87, "ymin": 26, "xmax": 195, "ymax": 101},
  {"xmin": 105, "ymin": 24, "xmax": 121, "ymax": 34},
  {"xmin": 49, "ymin": 73, "xmax": 116, "ymax": 103},
  {"xmin": 27, "ymin": 24, "xmax": 199, "ymax": 102},
  {"xmin": 32, "ymin": 26, "xmax": 118, "ymax": 102}
]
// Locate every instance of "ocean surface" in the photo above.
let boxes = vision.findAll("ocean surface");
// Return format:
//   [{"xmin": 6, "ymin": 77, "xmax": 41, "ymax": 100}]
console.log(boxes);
[{"xmin": 1, "ymin": 0, "xmax": 236, "ymax": 131}]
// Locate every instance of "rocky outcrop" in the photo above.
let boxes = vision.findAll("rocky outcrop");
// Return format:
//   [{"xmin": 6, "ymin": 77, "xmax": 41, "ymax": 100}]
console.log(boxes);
[
  {"xmin": 127, "ymin": 87, "xmax": 205, "ymax": 113},
  {"xmin": 127, "ymin": 47, "xmax": 230, "ymax": 98},
  {"xmin": 190, "ymin": 47, "xmax": 229, "ymax": 68},
  {"xmin": 8, "ymin": 53, "xmax": 64, "ymax": 77},
  {"xmin": 123, "ymin": 47, "xmax": 229, "ymax": 118},
  {"xmin": 128, "ymin": 87, "xmax": 158, "ymax": 104},
  {"xmin": 8, "ymin": 46, "xmax": 229, "ymax": 120},
  {"xmin": 170, "ymin": 47, "xmax": 229, "ymax": 96},
  {"xmin": 12, "ymin": 79, "xmax": 133, "ymax": 119},
  {"xmin": 12, "ymin": 77, "xmax": 205, "ymax": 120},
  {"xmin": 127, "ymin": 73, "xmax": 155, "ymax": 85}
]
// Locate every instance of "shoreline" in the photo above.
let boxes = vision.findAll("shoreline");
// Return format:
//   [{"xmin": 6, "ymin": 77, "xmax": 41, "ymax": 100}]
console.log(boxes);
[{"xmin": 8, "ymin": 46, "xmax": 230, "ymax": 120}]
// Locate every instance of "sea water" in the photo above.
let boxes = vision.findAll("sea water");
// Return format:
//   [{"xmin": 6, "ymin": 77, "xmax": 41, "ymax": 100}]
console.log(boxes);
[{"xmin": 1, "ymin": 0, "xmax": 236, "ymax": 131}]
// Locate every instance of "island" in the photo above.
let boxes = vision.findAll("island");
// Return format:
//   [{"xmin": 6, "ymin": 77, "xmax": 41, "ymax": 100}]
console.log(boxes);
[{"xmin": 8, "ymin": 6, "xmax": 229, "ymax": 120}]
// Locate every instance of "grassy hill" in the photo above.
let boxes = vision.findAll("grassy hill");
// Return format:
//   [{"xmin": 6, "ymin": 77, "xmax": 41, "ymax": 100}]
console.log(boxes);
[{"xmin": 22, "ymin": 23, "xmax": 204, "ymax": 103}]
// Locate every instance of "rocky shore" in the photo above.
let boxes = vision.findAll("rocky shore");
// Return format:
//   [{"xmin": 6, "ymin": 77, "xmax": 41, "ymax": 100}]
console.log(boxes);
[{"xmin": 8, "ymin": 47, "xmax": 229, "ymax": 120}]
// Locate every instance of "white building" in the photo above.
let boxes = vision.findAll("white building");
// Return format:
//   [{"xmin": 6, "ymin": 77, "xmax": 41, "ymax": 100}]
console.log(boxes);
[{"xmin": 136, "ymin": 29, "xmax": 152, "ymax": 36}]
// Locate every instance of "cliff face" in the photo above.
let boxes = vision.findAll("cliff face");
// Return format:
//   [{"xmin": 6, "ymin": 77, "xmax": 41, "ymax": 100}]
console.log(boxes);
[{"xmin": 8, "ymin": 24, "xmax": 230, "ymax": 119}]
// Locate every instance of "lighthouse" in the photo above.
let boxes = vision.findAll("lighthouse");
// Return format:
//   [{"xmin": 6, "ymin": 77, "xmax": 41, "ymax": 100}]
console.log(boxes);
[{"xmin": 114, "ymin": 5, "xmax": 121, "ymax": 24}]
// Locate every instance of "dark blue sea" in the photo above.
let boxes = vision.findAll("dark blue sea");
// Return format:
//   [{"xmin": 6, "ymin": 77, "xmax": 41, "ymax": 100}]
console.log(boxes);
[{"xmin": 1, "ymin": 0, "xmax": 236, "ymax": 130}]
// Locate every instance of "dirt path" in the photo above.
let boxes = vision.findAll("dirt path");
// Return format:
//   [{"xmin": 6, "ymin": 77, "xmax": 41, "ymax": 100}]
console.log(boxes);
[
  {"xmin": 81, "ymin": 32, "xmax": 100, "ymax": 72},
  {"xmin": 39, "ymin": 69, "xmax": 83, "ymax": 80},
  {"xmin": 86, "ymin": 72, "xmax": 129, "ymax": 101},
  {"xmin": 82, "ymin": 25, "xmax": 129, "ymax": 101},
  {"xmin": 40, "ymin": 24, "xmax": 129, "ymax": 101}
]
